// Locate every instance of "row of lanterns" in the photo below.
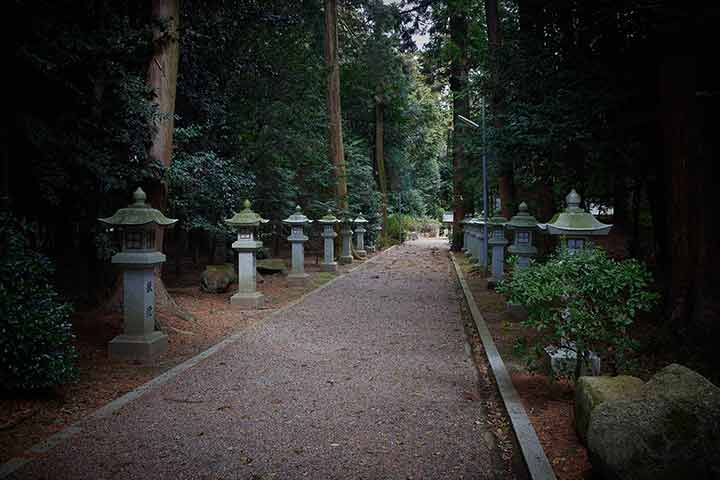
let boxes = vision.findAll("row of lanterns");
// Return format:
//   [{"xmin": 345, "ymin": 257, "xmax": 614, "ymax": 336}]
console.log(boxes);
[
  {"xmin": 461, "ymin": 189, "xmax": 612, "ymax": 284},
  {"xmin": 98, "ymin": 190, "xmax": 377, "ymax": 361}
]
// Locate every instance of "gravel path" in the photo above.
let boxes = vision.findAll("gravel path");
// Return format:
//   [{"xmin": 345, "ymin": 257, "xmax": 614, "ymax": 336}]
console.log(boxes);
[{"xmin": 12, "ymin": 239, "xmax": 505, "ymax": 479}]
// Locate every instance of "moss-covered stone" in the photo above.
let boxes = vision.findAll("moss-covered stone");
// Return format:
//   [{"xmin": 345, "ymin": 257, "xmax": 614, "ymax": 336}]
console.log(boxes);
[
  {"xmin": 256, "ymin": 258, "xmax": 287, "ymax": 274},
  {"xmin": 587, "ymin": 364, "xmax": 720, "ymax": 480},
  {"xmin": 575, "ymin": 375, "xmax": 644, "ymax": 444},
  {"xmin": 201, "ymin": 263, "xmax": 237, "ymax": 293}
]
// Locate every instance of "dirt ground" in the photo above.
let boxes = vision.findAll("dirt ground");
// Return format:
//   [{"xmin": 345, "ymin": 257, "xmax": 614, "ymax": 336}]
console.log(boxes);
[
  {"xmin": 454, "ymin": 252, "xmax": 593, "ymax": 480},
  {"xmin": 0, "ymin": 253, "xmax": 369, "ymax": 464}
]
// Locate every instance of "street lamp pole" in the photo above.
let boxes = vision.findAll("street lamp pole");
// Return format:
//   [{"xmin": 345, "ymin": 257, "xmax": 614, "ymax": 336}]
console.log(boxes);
[{"xmin": 457, "ymin": 107, "xmax": 488, "ymax": 271}]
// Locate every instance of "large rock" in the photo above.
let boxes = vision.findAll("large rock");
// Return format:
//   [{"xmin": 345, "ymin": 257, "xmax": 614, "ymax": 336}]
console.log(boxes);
[
  {"xmin": 575, "ymin": 375, "xmax": 644, "ymax": 445},
  {"xmin": 200, "ymin": 264, "xmax": 237, "ymax": 293},
  {"xmin": 256, "ymin": 258, "xmax": 287, "ymax": 275},
  {"xmin": 587, "ymin": 363, "xmax": 720, "ymax": 479}
]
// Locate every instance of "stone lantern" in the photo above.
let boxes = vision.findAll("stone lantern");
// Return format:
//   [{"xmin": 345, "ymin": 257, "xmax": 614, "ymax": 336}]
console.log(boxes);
[
  {"xmin": 476, "ymin": 210, "xmax": 487, "ymax": 267},
  {"xmin": 463, "ymin": 213, "xmax": 477, "ymax": 263},
  {"xmin": 506, "ymin": 202, "xmax": 539, "ymax": 269},
  {"xmin": 542, "ymin": 189, "xmax": 612, "ymax": 252},
  {"xmin": 283, "ymin": 205, "xmax": 312, "ymax": 285},
  {"xmin": 339, "ymin": 214, "xmax": 354, "ymax": 265},
  {"xmin": 99, "ymin": 187, "xmax": 177, "ymax": 361},
  {"xmin": 487, "ymin": 209, "xmax": 509, "ymax": 285},
  {"xmin": 318, "ymin": 209, "xmax": 339, "ymax": 272},
  {"xmin": 368, "ymin": 225, "xmax": 381, "ymax": 253},
  {"xmin": 353, "ymin": 213, "xmax": 368, "ymax": 258},
  {"xmin": 470, "ymin": 212, "xmax": 487, "ymax": 265},
  {"xmin": 460, "ymin": 213, "xmax": 472, "ymax": 253},
  {"xmin": 442, "ymin": 211, "xmax": 454, "ymax": 238},
  {"xmin": 364, "ymin": 213, "xmax": 380, "ymax": 254},
  {"xmin": 474, "ymin": 212, "xmax": 488, "ymax": 267},
  {"xmin": 225, "ymin": 199, "xmax": 268, "ymax": 308}
]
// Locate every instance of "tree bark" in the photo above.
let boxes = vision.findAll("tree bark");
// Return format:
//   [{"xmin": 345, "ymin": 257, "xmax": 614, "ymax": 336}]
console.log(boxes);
[
  {"xmin": 375, "ymin": 87, "xmax": 388, "ymax": 241},
  {"xmin": 659, "ymin": 54, "xmax": 695, "ymax": 329},
  {"xmin": 485, "ymin": 0, "xmax": 514, "ymax": 217},
  {"xmin": 324, "ymin": 0, "xmax": 348, "ymax": 211},
  {"xmin": 147, "ymin": 0, "xmax": 179, "ymax": 210},
  {"xmin": 449, "ymin": 0, "xmax": 470, "ymax": 250},
  {"xmin": 146, "ymin": 0, "xmax": 193, "ymax": 322},
  {"xmin": 0, "ymin": 125, "xmax": 8, "ymax": 210}
]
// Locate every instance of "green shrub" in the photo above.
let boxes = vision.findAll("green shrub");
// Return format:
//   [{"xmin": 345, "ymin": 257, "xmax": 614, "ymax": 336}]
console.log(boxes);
[
  {"xmin": 385, "ymin": 214, "xmax": 440, "ymax": 243},
  {"xmin": 385, "ymin": 214, "xmax": 407, "ymax": 243},
  {"xmin": 0, "ymin": 212, "xmax": 77, "ymax": 391},
  {"xmin": 497, "ymin": 246, "xmax": 658, "ymax": 380}
]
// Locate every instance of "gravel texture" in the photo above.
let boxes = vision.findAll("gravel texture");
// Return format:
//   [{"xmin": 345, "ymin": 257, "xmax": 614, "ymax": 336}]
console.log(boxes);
[{"xmin": 11, "ymin": 240, "xmax": 505, "ymax": 479}]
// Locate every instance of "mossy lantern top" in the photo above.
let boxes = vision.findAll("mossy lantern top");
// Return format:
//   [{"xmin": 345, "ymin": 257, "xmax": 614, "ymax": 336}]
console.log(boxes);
[
  {"xmin": 282, "ymin": 205, "xmax": 312, "ymax": 226},
  {"xmin": 507, "ymin": 202, "xmax": 539, "ymax": 259},
  {"xmin": 99, "ymin": 187, "xmax": 177, "ymax": 253},
  {"xmin": 225, "ymin": 200, "xmax": 269, "ymax": 228},
  {"xmin": 99, "ymin": 187, "xmax": 177, "ymax": 228},
  {"xmin": 471, "ymin": 211, "xmax": 485, "ymax": 226},
  {"xmin": 506, "ymin": 202, "xmax": 538, "ymax": 230},
  {"xmin": 318, "ymin": 209, "xmax": 339, "ymax": 225},
  {"xmin": 488, "ymin": 209, "xmax": 508, "ymax": 227},
  {"xmin": 353, "ymin": 212, "xmax": 368, "ymax": 225},
  {"xmin": 544, "ymin": 189, "xmax": 612, "ymax": 236},
  {"xmin": 487, "ymin": 208, "xmax": 508, "ymax": 244}
]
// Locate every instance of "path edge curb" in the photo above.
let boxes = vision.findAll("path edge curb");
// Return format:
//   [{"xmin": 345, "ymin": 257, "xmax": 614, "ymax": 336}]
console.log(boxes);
[
  {"xmin": 450, "ymin": 253, "xmax": 557, "ymax": 480},
  {"xmin": 0, "ymin": 245, "xmax": 399, "ymax": 479}
]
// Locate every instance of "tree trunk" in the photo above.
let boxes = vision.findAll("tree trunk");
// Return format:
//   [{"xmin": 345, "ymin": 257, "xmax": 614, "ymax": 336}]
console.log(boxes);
[
  {"xmin": 146, "ymin": 0, "xmax": 193, "ymax": 322},
  {"xmin": 0, "ymin": 125, "xmax": 8, "ymax": 210},
  {"xmin": 449, "ymin": 0, "xmax": 470, "ymax": 250},
  {"xmin": 375, "ymin": 87, "xmax": 388, "ymax": 241},
  {"xmin": 659, "ymin": 54, "xmax": 695, "ymax": 330},
  {"xmin": 324, "ymin": 0, "xmax": 348, "ymax": 211},
  {"xmin": 654, "ymin": 14, "xmax": 720, "ymax": 359},
  {"xmin": 485, "ymin": 0, "xmax": 514, "ymax": 217}
]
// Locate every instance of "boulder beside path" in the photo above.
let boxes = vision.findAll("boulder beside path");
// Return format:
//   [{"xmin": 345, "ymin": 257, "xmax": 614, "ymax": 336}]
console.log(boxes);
[
  {"xmin": 200, "ymin": 263, "xmax": 237, "ymax": 293},
  {"xmin": 587, "ymin": 363, "xmax": 720, "ymax": 479},
  {"xmin": 574, "ymin": 375, "xmax": 643, "ymax": 445}
]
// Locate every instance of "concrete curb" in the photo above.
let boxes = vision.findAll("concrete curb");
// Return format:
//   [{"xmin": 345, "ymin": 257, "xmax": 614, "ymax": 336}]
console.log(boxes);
[
  {"xmin": 0, "ymin": 245, "xmax": 398, "ymax": 479},
  {"xmin": 450, "ymin": 253, "xmax": 557, "ymax": 480}
]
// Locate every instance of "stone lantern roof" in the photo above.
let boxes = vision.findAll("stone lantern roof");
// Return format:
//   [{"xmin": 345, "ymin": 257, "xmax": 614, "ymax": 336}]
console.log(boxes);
[
  {"xmin": 283, "ymin": 205, "xmax": 312, "ymax": 225},
  {"xmin": 225, "ymin": 199, "xmax": 268, "ymax": 228},
  {"xmin": 542, "ymin": 189, "xmax": 612, "ymax": 235},
  {"xmin": 99, "ymin": 187, "xmax": 177, "ymax": 227},
  {"xmin": 488, "ymin": 209, "xmax": 508, "ymax": 226},
  {"xmin": 318, "ymin": 209, "xmax": 339, "ymax": 224},
  {"xmin": 353, "ymin": 212, "xmax": 368, "ymax": 224},
  {"xmin": 471, "ymin": 211, "xmax": 485, "ymax": 225},
  {"xmin": 506, "ymin": 202, "xmax": 538, "ymax": 230}
]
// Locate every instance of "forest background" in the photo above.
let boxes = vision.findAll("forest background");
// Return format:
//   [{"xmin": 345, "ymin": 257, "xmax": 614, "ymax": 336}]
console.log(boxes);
[{"xmin": 4, "ymin": 0, "xmax": 719, "ymax": 377}]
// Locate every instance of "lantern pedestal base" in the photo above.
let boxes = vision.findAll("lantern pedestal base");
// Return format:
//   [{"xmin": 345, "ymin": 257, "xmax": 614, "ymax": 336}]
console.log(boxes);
[
  {"xmin": 287, "ymin": 273, "xmax": 310, "ymax": 286},
  {"xmin": 339, "ymin": 255, "xmax": 353, "ymax": 265},
  {"xmin": 366, "ymin": 246, "xmax": 376, "ymax": 253},
  {"xmin": 355, "ymin": 249, "xmax": 367, "ymax": 258},
  {"xmin": 108, "ymin": 331, "xmax": 168, "ymax": 361},
  {"xmin": 230, "ymin": 291, "xmax": 264, "ymax": 309},
  {"xmin": 320, "ymin": 262, "xmax": 338, "ymax": 272}
]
